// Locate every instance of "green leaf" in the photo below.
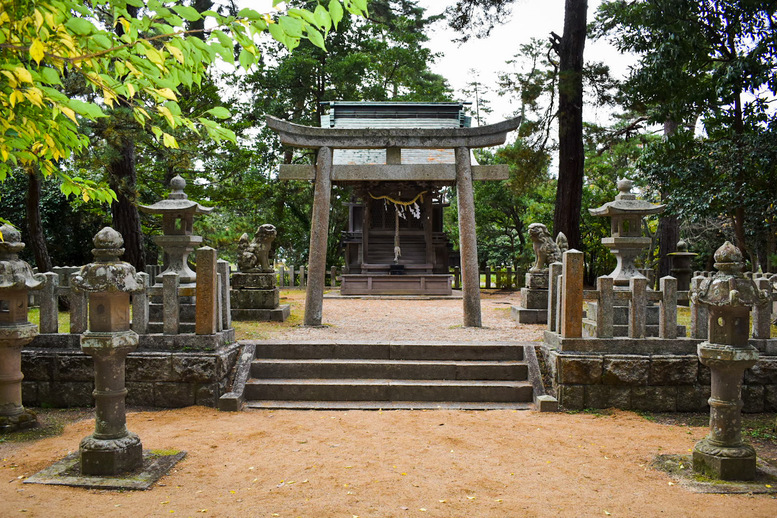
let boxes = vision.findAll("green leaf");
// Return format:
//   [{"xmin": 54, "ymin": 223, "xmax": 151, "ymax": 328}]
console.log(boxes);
[
  {"xmin": 314, "ymin": 5, "xmax": 331, "ymax": 31},
  {"xmin": 39, "ymin": 67, "xmax": 62, "ymax": 85},
  {"xmin": 206, "ymin": 106, "xmax": 231, "ymax": 119},
  {"xmin": 172, "ymin": 5, "xmax": 202, "ymax": 22},
  {"xmin": 66, "ymin": 99, "xmax": 106, "ymax": 119},
  {"xmin": 268, "ymin": 23, "xmax": 287, "ymax": 47},
  {"xmin": 306, "ymin": 26, "xmax": 326, "ymax": 50},
  {"xmin": 124, "ymin": 0, "xmax": 144, "ymax": 7},
  {"xmin": 237, "ymin": 8, "xmax": 262, "ymax": 21},
  {"xmin": 238, "ymin": 48, "xmax": 255, "ymax": 69},
  {"xmin": 64, "ymin": 17, "xmax": 94, "ymax": 36},
  {"xmin": 329, "ymin": 0, "xmax": 344, "ymax": 29},
  {"xmin": 279, "ymin": 16, "xmax": 303, "ymax": 38}
]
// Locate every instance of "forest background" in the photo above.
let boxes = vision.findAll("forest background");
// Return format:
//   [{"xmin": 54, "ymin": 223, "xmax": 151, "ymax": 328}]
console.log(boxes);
[{"xmin": 2, "ymin": 0, "xmax": 776, "ymax": 288}]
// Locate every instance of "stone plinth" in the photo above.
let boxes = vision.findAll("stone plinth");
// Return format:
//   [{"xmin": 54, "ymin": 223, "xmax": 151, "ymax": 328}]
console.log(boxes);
[
  {"xmin": 513, "ymin": 272, "xmax": 551, "ymax": 324},
  {"xmin": 230, "ymin": 272, "xmax": 290, "ymax": 322}
]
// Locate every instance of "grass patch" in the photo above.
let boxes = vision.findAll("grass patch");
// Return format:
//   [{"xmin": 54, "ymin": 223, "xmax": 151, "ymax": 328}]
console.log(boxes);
[
  {"xmin": 232, "ymin": 290, "xmax": 305, "ymax": 340},
  {"xmin": 27, "ymin": 307, "xmax": 71, "ymax": 334},
  {"xmin": 0, "ymin": 408, "xmax": 91, "ymax": 444},
  {"xmin": 565, "ymin": 408, "xmax": 615, "ymax": 418}
]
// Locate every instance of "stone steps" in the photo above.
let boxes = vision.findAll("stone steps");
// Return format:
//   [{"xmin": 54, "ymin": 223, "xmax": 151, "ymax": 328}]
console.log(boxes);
[{"xmin": 238, "ymin": 341, "xmax": 534, "ymax": 409}]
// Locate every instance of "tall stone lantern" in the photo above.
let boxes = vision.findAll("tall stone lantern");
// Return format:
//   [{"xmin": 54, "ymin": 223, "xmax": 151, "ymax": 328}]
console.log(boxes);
[
  {"xmin": 690, "ymin": 241, "xmax": 767, "ymax": 481},
  {"xmin": 72, "ymin": 227, "xmax": 145, "ymax": 475},
  {"xmin": 668, "ymin": 240, "xmax": 698, "ymax": 292},
  {"xmin": 589, "ymin": 179, "xmax": 665, "ymax": 287},
  {"xmin": 140, "ymin": 175, "xmax": 213, "ymax": 284},
  {"xmin": 0, "ymin": 224, "xmax": 42, "ymax": 432}
]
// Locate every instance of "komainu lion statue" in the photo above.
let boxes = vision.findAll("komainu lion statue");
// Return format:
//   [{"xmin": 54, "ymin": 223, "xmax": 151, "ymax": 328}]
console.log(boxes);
[
  {"xmin": 528, "ymin": 223, "xmax": 568, "ymax": 273},
  {"xmin": 237, "ymin": 224, "xmax": 277, "ymax": 272}
]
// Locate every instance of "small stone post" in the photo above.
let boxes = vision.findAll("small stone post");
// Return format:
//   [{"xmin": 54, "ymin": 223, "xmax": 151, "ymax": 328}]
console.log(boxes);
[
  {"xmin": 548, "ymin": 262, "xmax": 562, "ymax": 332},
  {"xmin": 752, "ymin": 277, "xmax": 771, "ymax": 339},
  {"xmin": 560, "ymin": 250, "xmax": 584, "ymax": 338},
  {"xmin": 628, "ymin": 276, "xmax": 647, "ymax": 339},
  {"xmin": 596, "ymin": 276, "xmax": 614, "ymax": 338},
  {"xmin": 162, "ymin": 272, "xmax": 180, "ymax": 335},
  {"xmin": 658, "ymin": 276, "xmax": 678, "ymax": 339},
  {"xmin": 195, "ymin": 247, "xmax": 218, "ymax": 335},
  {"xmin": 72, "ymin": 227, "xmax": 145, "ymax": 475},
  {"xmin": 0, "ymin": 224, "xmax": 42, "ymax": 432},
  {"xmin": 131, "ymin": 272, "xmax": 149, "ymax": 335},
  {"xmin": 690, "ymin": 241, "xmax": 768, "ymax": 481},
  {"xmin": 690, "ymin": 273, "xmax": 708, "ymax": 339},
  {"xmin": 39, "ymin": 272, "xmax": 58, "ymax": 334}
]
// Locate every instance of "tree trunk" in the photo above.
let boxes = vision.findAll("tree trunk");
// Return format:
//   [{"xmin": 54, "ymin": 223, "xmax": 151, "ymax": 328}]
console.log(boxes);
[
  {"xmin": 657, "ymin": 120, "xmax": 680, "ymax": 284},
  {"xmin": 552, "ymin": 0, "xmax": 587, "ymax": 251},
  {"xmin": 108, "ymin": 137, "xmax": 146, "ymax": 270},
  {"xmin": 25, "ymin": 170, "xmax": 53, "ymax": 272}
]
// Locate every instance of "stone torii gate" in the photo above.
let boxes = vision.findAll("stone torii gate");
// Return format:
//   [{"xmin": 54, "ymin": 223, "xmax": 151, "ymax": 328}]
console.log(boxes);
[{"xmin": 267, "ymin": 114, "xmax": 522, "ymax": 327}]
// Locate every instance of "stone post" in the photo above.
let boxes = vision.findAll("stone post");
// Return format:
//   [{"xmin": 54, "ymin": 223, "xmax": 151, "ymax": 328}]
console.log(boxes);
[
  {"xmin": 278, "ymin": 265, "xmax": 285, "ymax": 288},
  {"xmin": 548, "ymin": 262, "xmax": 562, "ymax": 333},
  {"xmin": 330, "ymin": 266, "xmax": 337, "ymax": 288},
  {"xmin": 195, "ymin": 247, "xmax": 218, "ymax": 335},
  {"xmin": 752, "ymin": 277, "xmax": 771, "ymax": 339},
  {"xmin": 628, "ymin": 276, "xmax": 647, "ymax": 339},
  {"xmin": 506, "ymin": 266, "xmax": 513, "ymax": 289},
  {"xmin": 453, "ymin": 267, "xmax": 461, "ymax": 289},
  {"xmin": 300, "ymin": 265, "xmax": 306, "ymax": 288},
  {"xmin": 39, "ymin": 271, "xmax": 58, "ymax": 334},
  {"xmin": 304, "ymin": 146, "xmax": 333, "ymax": 325},
  {"xmin": 217, "ymin": 260, "xmax": 232, "ymax": 330},
  {"xmin": 72, "ymin": 227, "xmax": 145, "ymax": 475},
  {"xmin": 560, "ymin": 250, "xmax": 584, "ymax": 338},
  {"xmin": 485, "ymin": 266, "xmax": 491, "ymax": 289},
  {"xmin": 455, "ymin": 146, "xmax": 482, "ymax": 327},
  {"xmin": 690, "ymin": 273, "xmax": 708, "ymax": 339},
  {"xmin": 658, "ymin": 276, "xmax": 678, "ymax": 339},
  {"xmin": 596, "ymin": 276, "xmax": 614, "ymax": 338},
  {"xmin": 162, "ymin": 272, "xmax": 179, "ymax": 335},
  {"xmin": 69, "ymin": 272, "xmax": 87, "ymax": 334},
  {"xmin": 0, "ymin": 224, "xmax": 41, "ymax": 432},
  {"xmin": 691, "ymin": 242, "xmax": 768, "ymax": 481},
  {"xmin": 131, "ymin": 272, "xmax": 149, "ymax": 335},
  {"xmin": 290, "ymin": 266, "xmax": 296, "ymax": 288}
]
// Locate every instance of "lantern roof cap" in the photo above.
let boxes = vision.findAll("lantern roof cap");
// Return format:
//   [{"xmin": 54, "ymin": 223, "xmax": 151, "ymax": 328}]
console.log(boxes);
[
  {"xmin": 72, "ymin": 227, "xmax": 143, "ymax": 293},
  {"xmin": 691, "ymin": 241, "xmax": 768, "ymax": 308},
  {"xmin": 0, "ymin": 223, "xmax": 42, "ymax": 290},
  {"xmin": 139, "ymin": 175, "xmax": 213, "ymax": 215},
  {"xmin": 589, "ymin": 179, "xmax": 665, "ymax": 217}
]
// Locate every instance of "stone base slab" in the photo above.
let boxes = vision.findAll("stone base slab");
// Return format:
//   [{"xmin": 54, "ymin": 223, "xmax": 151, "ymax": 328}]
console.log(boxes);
[
  {"xmin": 511, "ymin": 306, "xmax": 547, "ymax": 324},
  {"xmin": 693, "ymin": 438, "xmax": 757, "ymax": 481},
  {"xmin": 231, "ymin": 272, "xmax": 276, "ymax": 289},
  {"xmin": 230, "ymin": 288, "xmax": 279, "ymax": 309},
  {"xmin": 231, "ymin": 305, "xmax": 290, "ymax": 322},
  {"xmin": 340, "ymin": 274, "xmax": 452, "ymax": 296},
  {"xmin": 519, "ymin": 287, "xmax": 549, "ymax": 309},
  {"xmin": 24, "ymin": 450, "xmax": 186, "ymax": 490},
  {"xmin": 79, "ymin": 432, "xmax": 143, "ymax": 476}
]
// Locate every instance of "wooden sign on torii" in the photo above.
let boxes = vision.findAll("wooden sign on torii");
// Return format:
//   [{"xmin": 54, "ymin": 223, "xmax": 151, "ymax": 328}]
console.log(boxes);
[{"xmin": 267, "ymin": 114, "xmax": 522, "ymax": 327}]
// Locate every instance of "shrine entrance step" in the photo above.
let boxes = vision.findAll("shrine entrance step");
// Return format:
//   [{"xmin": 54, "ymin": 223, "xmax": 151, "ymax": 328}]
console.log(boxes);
[{"xmin": 231, "ymin": 341, "xmax": 535, "ymax": 410}]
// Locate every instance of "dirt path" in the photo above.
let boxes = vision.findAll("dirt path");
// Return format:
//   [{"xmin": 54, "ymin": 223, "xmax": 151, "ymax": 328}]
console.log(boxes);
[{"xmin": 1, "ymin": 407, "xmax": 775, "ymax": 517}]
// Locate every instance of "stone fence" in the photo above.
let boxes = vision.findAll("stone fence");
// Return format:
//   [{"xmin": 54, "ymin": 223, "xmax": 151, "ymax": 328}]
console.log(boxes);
[
  {"xmin": 540, "ymin": 251, "xmax": 777, "ymax": 412},
  {"xmin": 23, "ymin": 248, "xmax": 238, "ymax": 409}
]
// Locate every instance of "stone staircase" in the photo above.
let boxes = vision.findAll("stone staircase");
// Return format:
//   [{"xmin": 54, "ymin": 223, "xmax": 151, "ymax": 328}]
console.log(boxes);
[{"xmin": 227, "ymin": 341, "xmax": 536, "ymax": 410}]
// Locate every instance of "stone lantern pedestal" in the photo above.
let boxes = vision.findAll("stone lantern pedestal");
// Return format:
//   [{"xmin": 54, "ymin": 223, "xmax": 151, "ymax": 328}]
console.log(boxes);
[
  {"xmin": 0, "ymin": 224, "xmax": 42, "ymax": 432},
  {"xmin": 691, "ymin": 241, "xmax": 767, "ymax": 481},
  {"xmin": 72, "ymin": 227, "xmax": 145, "ymax": 476}
]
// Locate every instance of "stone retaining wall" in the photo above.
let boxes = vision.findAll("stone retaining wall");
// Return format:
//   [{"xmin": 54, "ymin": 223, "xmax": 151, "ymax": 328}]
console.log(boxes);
[
  {"xmin": 21, "ymin": 342, "xmax": 241, "ymax": 408},
  {"xmin": 541, "ymin": 344, "xmax": 777, "ymax": 412}
]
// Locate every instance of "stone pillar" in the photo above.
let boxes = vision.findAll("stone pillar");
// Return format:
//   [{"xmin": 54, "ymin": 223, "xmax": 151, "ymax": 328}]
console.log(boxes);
[
  {"xmin": 72, "ymin": 227, "xmax": 144, "ymax": 475},
  {"xmin": 485, "ymin": 266, "xmax": 491, "ymax": 289},
  {"xmin": 560, "ymin": 250, "xmax": 584, "ymax": 338},
  {"xmin": 70, "ymin": 272, "xmax": 87, "ymax": 334},
  {"xmin": 629, "ymin": 276, "xmax": 647, "ymax": 339},
  {"xmin": 455, "ymin": 146, "xmax": 482, "ymax": 327},
  {"xmin": 548, "ymin": 262, "xmax": 562, "ymax": 332},
  {"xmin": 290, "ymin": 266, "xmax": 296, "ymax": 288},
  {"xmin": 596, "ymin": 276, "xmax": 614, "ymax": 338},
  {"xmin": 217, "ymin": 260, "xmax": 232, "ymax": 330},
  {"xmin": 304, "ymin": 146, "xmax": 333, "ymax": 326},
  {"xmin": 132, "ymin": 272, "xmax": 149, "ymax": 335},
  {"xmin": 0, "ymin": 224, "xmax": 41, "ymax": 432},
  {"xmin": 752, "ymin": 277, "xmax": 771, "ymax": 339},
  {"xmin": 300, "ymin": 265, "xmax": 306, "ymax": 288},
  {"xmin": 690, "ymin": 273, "xmax": 708, "ymax": 339},
  {"xmin": 278, "ymin": 265, "xmax": 285, "ymax": 288},
  {"xmin": 195, "ymin": 247, "xmax": 218, "ymax": 335},
  {"xmin": 162, "ymin": 271, "xmax": 179, "ymax": 335},
  {"xmin": 330, "ymin": 266, "xmax": 337, "ymax": 288},
  {"xmin": 659, "ymin": 276, "xmax": 678, "ymax": 339},
  {"xmin": 39, "ymin": 271, "xmax": 59, "ymax": 334},
  {"xmin": 691, "ymin": 242, "xmax": 768, "ymax": 481}
]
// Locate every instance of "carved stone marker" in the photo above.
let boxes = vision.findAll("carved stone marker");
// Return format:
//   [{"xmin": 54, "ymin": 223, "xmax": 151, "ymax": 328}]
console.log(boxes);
[
  {"xmin": 231, "ymin": 224, "xmax": 290, "ymax": 322},
  {"xmin": 0, "ymin": 224, "xmax": 41, "ymax": 432},
  {"xmin": 72, "ymin": 227, "xmax": 145, "ymax": 475},
  {"xmin": 690, "ymin": 241, "xmax": 767, "ymax": 481}
]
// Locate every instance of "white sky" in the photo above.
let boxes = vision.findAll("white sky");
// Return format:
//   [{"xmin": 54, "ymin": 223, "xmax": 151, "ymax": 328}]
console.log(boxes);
[{"xmin": 250, "ymin": 1, "xmax": 635, "ymax": 125}]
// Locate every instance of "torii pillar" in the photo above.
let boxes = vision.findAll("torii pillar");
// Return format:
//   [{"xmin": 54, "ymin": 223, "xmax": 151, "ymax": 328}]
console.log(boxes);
[{"xmin": 266, "ymin": 115, "xmax": 521, "ymax": 327}]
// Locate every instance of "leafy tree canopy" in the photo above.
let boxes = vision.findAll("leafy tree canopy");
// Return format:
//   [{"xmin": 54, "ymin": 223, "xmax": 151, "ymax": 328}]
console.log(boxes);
[{"xmin": 0, "ymin": 0, "xmax": 367, "ymax": 203}]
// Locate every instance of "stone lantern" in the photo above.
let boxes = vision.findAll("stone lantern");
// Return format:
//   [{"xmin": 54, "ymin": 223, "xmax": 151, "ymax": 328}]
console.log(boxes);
[
  {"xmin": 589, "ymin": 179, "xmax": 665, "ymax": 287},
  {"xmin": 140, "ymin": 175, "xmax": 213, "ymax": 284},
  {"xmin": 690, "ymin": 241, "xmax": 767, "ymax": 481},
  {"xmin": 72, "ymin": 227, "xmax": 145, "ymax": 475},
  {"xmin": 668, "ymin": 240, "xmax": 698, "ymax": 293},
  {"xmin": 0, "ymin": 224, "xmax": 42, "ymax": 432}
]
